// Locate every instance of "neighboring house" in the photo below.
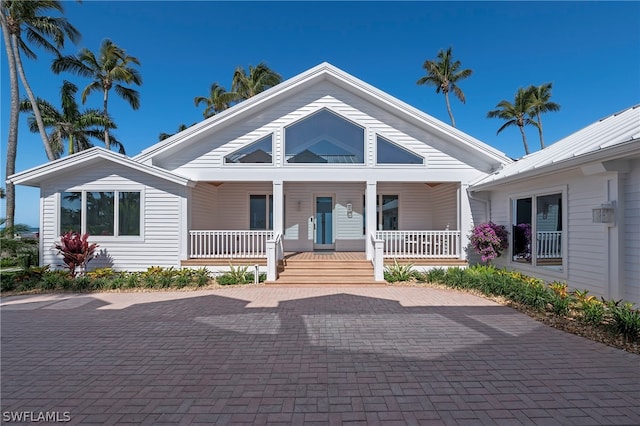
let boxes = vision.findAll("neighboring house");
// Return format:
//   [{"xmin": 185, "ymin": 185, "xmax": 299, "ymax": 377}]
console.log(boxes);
[
  {"xmin": 470, "ymin": 105, "xmax": 640, "ymax": 305},
  {"xmin": 8, "ymin": 63, "xmax": 512, "ymax": 281}
]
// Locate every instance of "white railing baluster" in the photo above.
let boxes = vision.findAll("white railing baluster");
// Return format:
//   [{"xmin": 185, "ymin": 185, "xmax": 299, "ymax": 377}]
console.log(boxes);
[
  {"xmin": 188, "ymin": 230, "xmax": 274, "ymax": 258},
  {"xmin": 375, "ymin": 230, "xmax": 461, "ymax": 259}
]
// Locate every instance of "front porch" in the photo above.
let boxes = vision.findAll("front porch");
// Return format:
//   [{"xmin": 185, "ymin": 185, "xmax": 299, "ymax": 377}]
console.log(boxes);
[{"xmin": 181, "ymin": 229, "xmax": 466, "ymax": 282}]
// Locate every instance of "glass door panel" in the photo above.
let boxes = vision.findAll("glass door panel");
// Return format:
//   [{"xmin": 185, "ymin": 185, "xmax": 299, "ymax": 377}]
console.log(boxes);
[{"xmin": 315, "ymin": 196, "xmax": 334, "ymax": 249}]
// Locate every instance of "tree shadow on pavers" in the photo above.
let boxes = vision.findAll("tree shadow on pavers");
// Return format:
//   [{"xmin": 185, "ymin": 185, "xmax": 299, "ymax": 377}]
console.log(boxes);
[{"xmin": 2, "ymin": 291, "xmax": 640, "ymax": 425}]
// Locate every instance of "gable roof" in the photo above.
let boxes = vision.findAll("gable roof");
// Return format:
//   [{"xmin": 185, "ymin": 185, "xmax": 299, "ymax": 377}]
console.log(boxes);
[
  {"xmin": 8, "ymin": 147, "xmax": 195, "ymax": 188},
  {"xmin": 470, "ymin": 105, "xmax": 640, "ymax": 190},
  {"xmin": 134, "ymin": 62, "xmax": 513, "ymax": 168}
]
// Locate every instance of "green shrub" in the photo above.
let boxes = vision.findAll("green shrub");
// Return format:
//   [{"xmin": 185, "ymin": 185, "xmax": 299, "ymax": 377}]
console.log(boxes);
[
  {"xmin": 580, "ymin": 297, "xmax": 605, "ymax": 325},
  {"xmin": 384, "ymin": 260, "xmax": 416, "ymax": 282},
  {"xmin": 40, "ymin": 270, "xmax": 71, "ymax": 290},
  {"xmin": 443, "ymin": 267, "xmax": 467, "ymax": 288},
  {"xmin": 0, "ymin": 257, "xmax": 19, "ymax": 268},
  {"xmin": 606, "ymin": 300, "xmax": 640, "ymax": 342},
  {"xmin": 193, "ymin": 268, "xmax": 211, "ymax": 287}
]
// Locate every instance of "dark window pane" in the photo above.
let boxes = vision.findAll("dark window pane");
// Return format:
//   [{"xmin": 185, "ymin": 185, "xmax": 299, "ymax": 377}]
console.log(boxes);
[
  {"xmin": 250, "ymin": 195, "xmax": 267, "ymax": 230},
  {"xmin": 512, "ymin": 198, "xmax": 532, "ymax": 264},
  {"xmin": 119, "ymin": 192, "xmax": 141, "ymax": 236},
  {"xmin": 378, "ymin": 195, "xmax": 399, "ymax": 230},
  {"xmin": 86, "ymin": 192, "xmax": 114, "ymax": 236},
  {"xmin": 377, "ymin": 136, "xmax": 423, "ymax": 164},
  {"xmin": 60, "ymin": 192, "xmax": 81, "ymax": 233}
]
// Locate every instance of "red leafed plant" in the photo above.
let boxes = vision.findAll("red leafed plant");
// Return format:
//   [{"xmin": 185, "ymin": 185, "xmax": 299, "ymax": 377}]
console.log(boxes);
[{"xmin": 55, "ymin": 232, "xmax": 98, "ymax": 277}]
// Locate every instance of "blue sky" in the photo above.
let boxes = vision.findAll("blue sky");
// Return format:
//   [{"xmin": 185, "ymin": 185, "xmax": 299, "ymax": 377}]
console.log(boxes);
[{"xmin": 2, "ymin": 1, "xmax": 640, "ymax": 227}]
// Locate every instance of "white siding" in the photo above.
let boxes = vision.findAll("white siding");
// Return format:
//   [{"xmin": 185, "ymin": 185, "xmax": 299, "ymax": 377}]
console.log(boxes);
[
  {"xmin": 41, "ymin": 162, "xmax": 186, "ymax": 272},
  {"xmin": 624, "ymin": 159, "xmax": 640, "ymax": 304},
  {"xmin": 487, "ymin": 169, "xmax": 615, "ymax": 300},
  {"xmin": 190, "ymin": 182, "xmax": 218, "ymax": 229},
  {"xmin": 429, "ymin": 183, "xmax": 458, "ymax": 230}
]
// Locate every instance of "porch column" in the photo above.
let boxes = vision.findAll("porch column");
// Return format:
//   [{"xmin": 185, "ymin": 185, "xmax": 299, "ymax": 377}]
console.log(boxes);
[
  {"xmin": 366, "ymin": 180, "xmax": 377, "ymax": 260},
  {"xmin": 458, "ymin": 183, "xmax": 470, "ymax": 261},
  {"xmin": 272, "ymin": 180, "xmax": 284, "ymax": 236}
]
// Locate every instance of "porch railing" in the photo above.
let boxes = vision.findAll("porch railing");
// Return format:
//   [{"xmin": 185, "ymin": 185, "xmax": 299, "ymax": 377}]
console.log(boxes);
[
  {"xmin": 189, "ymin": 230, "xmax": 274, "ymax": 258},
  {"xmin": 536, "ymin": 231, "xmax": 562, "ymax": 258},
  {"xmin": 375, "ymin": 230, "xmax": 461, "ymax": 258}
]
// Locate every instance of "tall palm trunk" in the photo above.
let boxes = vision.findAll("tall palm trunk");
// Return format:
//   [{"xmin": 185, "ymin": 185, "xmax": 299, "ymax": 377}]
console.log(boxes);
[
  {"xmin": 11, "ymin": 34, "xmax": 56, "ymax": 161},
  {"xmin": 103, "ymin": 88, "xmax": 110, "ymax": 150},
  {"xmin": 518, "ymin": 124, "xmax": 530, "ymax": 155},
  {"xmin": 444, "ymin": 91, "xmax": 456, "ymax": 128},
  {"xmin": 1, "ymin": 9, "xmax": 18, "ymax": 232},
  {"xmin": 536, "ymin": 112, "xmax": 545, "ymax": 149}
]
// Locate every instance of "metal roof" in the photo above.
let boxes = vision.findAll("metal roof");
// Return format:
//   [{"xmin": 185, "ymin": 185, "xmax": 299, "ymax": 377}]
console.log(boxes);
[{"xmin": 471, "ymin": 105, "xmax": 640, "ymax": 189}]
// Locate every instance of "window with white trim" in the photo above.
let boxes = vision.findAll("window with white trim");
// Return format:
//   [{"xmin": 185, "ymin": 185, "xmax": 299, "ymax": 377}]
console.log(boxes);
[
  {"xmin": 284, "ymin": 109, "xmax": 365, "ymax": 164},
  {"xmin": 60, "ymin": 191, "xmax": 141, "ymax": 237},
  {"xmin": 225, "ymin": 135, "xmax": 273, "ymax": 164},
  {"xmin": 249, "ymin": 194, "xmax": 273, "ymax": 230},
  {"xmin": 376, "ymin": 135, "xmax": 423, "ymax": 164},
  {"xmin": 512, "ymin": 192, "xmax": 563, "ymax": 271}
]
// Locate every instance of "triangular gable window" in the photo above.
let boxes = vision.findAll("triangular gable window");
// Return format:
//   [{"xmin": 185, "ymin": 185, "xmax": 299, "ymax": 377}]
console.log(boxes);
[
  {"xmin": 285, "ymin": 109, "xmax": 365, "ymax": 164},
  {"xmin": 376, "ymin": 135, "xmax": 424, "ymax": 165},
  {"xmin": 225, "ymin": 135, "xmax": 273, "ymax": 164}
]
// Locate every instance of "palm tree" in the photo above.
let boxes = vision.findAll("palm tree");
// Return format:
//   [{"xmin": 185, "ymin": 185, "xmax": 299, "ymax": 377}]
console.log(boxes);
[
  {"xmin": 194, "ymin": 82, "xmax": 236, "ymax": 118},
  {"xmin": 20, "ymin": 80, "xmax": 119, "ymax": 157},
  {"xmin": 1, "ymin": 0, "xmax": 80, "ymax": 232},
  {"xmin": 158, "ymin": 123, "xmax": 189, "ymax": 141},
  {"xmin": 52, "ymin": 38, "xmax": 142, "ymax": 150},
  {"xmin": 487, "ymin": 87, "xmax": 540, "ymax": 155},
  {"xmin": 231, "ymin": 62, "xmax": 282, "ymax": 101},
  {"xmin": 527, "ymin": 83, "xmax": 560, "ymax": 149},
  {"xmin": 417, "ymin": 47, "xmax": 472, "ymax": 128}
]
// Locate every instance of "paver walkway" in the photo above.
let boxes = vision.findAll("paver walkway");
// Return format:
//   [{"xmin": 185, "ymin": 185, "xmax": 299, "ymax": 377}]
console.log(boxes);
[{"xmin": 1, "ymin": 287, "xmax": 639, "ymax": 425}]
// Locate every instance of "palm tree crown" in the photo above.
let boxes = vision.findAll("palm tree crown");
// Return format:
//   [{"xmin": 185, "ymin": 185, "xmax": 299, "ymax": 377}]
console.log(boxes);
[
  {"xmin": 417, "ymin": 46, "xmax": 472, "ymax": 128},
  {"xmin": 1, "ymin": 0, "xmax": 79, "ymax": 232},
  {"xmin": 52, "ymin": 38, "xmax": 142, "ymax": 150},
  {"xmin": 194, "ymin": 82, "xmax": 236, "ymax": 118},
  {"xmin": 20, "ymin": 80, "xmax": 120, "ymax": 157},
  {"xmin": 231, "ymin": 62, "xmax": 282, "ymax": 101},
  {"xmin": 527, "ymin": 83, "xmax": 560, "ymax": 149},
  {"xmin": 487, "ymin": 87, "xmax": 540, "ymax": 156}
]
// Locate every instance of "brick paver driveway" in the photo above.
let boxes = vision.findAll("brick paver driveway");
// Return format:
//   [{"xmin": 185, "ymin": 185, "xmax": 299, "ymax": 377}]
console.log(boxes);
[{"xmin": 2, "ymin": 287, "xmax": 639, "ymax": 425}]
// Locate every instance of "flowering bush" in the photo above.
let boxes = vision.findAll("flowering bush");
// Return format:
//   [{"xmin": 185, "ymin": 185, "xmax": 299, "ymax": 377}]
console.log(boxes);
[{"xmin": 469, "ymin": 222, "xmax": 509, "ymax": 263}]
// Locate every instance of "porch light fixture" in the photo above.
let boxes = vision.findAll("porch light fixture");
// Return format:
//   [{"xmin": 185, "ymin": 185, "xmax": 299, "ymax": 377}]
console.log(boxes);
[
  {"xmin": 297, "ymin": 200, "xmax": 302, "ymax": 212},
  {"xmin": 592, "ymin": 203, "xmax": 615, "ymax": 224}
]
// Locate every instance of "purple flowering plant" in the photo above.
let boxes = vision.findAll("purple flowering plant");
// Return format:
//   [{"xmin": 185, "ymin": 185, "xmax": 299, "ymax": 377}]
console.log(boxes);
[{"xmin": 469, "ymin": 222, "xmax": 509, "ymax": 263}]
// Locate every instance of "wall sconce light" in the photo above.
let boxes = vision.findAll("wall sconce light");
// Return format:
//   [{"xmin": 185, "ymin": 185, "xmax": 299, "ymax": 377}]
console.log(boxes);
[
  {"xmin": 346, "ymin": 202, "xmax": 353, "ymax": 218},
  {"xmin": 592, "ymin": 203, "xmax": 615, "ymax": 224},
  {"xmin": 297, "ymin": 200, "xmax": 302, "ymax": 212}
]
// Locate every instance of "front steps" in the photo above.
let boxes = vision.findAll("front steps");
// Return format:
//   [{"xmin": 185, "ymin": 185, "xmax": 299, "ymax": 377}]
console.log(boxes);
[{"xmin": 267, "ymin": 256, "xmax": 385, "ymax": 287}]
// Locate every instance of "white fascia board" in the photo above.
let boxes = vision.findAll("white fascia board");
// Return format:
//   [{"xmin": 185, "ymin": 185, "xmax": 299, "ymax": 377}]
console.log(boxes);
[
  {"xmin": 8, "ymin": 147, "xmax": 195, "ymax": 188},
  {"xmin": 469, "ymin": 139, "xmax": 640, "ymax": 191}
]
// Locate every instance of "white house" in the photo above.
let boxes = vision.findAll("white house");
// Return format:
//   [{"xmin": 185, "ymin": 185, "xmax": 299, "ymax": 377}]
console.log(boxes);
[
  {"xmin": 469, "ymin": 105, "xmax": 640, "ymax": 304},
  {"xmin": 8, "ymin": 63, "xmax": 513, "ymax": 282}
]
